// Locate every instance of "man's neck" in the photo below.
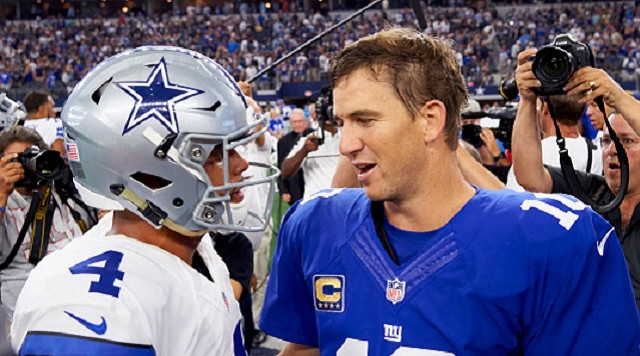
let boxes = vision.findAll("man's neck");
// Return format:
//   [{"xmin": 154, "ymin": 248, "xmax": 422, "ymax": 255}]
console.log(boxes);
[
  {"xmin": 620, "ymin": 192, "xmax": 640, "ymax": 232},
  {"xmin": 26, "ymin": 114, "xmax": 43, "ymax": 120},
  {"xmin": 542, "ymin": 122, "xmax": 581, "ymax": 139},
  {"xmin": 384, "ymin": 152, "xmax": 475, "ymax": 232},
  {"xmin": 109, "ymin": 210, "xmax": 202, "ymax": 265},
  {"xmin": 557, "ymin": 124, "xmax": 581, "ymax": 139}
]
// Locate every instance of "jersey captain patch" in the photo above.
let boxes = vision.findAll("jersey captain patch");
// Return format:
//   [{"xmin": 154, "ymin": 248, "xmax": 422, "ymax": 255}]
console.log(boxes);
[{"xmin": 313, "ymin": 275, "xmax": 345, "ymax": 312}]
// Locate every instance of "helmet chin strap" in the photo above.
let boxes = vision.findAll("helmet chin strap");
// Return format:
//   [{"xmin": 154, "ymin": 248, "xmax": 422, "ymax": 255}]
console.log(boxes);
[{"xmin": 114, "ymin": 185, "xmax": 209, "ymax": 238}]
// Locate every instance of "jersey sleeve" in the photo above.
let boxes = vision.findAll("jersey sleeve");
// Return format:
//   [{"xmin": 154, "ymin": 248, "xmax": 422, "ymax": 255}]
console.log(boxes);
[
  {"xmin": 522, "ymin": 196, "xmax": 640, "ymax": 354},
  {"xmin": 12, "ymin": 303, "xmax": 156, "ymax": 356},
  {"xmin": 259, "ymin": 202, "xmax": 319, "ymax": 347}
]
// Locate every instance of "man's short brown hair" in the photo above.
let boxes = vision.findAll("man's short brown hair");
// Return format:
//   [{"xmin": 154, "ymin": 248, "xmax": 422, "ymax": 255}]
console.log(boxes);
[{"xmin": 330, "ymin": 28, "xmax": 468, "ymax": 150}]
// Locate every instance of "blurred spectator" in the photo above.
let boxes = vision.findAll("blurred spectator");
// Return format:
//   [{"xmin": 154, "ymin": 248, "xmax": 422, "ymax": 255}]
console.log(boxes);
[
  {"xmin": 277, "ymin": 108, "xmax": 311, "ymax": 205},
  {"xmin": 21, "ymin": 91, "xmax": 65, "ymax": 157},
  {"xmin": 1, "ymin": 1, "xmax": 638, "ymax": 98}
]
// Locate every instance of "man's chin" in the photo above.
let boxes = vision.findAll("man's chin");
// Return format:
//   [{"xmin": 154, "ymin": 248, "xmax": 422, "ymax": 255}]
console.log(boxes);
[{"xmin": 605, "ymin": 177, "xmax": 620, "ymax": 195}]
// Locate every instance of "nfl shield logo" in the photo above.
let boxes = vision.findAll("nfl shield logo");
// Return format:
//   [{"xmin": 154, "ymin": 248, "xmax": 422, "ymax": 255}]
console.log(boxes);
[{"xmin": 386, "ymin": 278, "xmax": 406, "ymax": 304}]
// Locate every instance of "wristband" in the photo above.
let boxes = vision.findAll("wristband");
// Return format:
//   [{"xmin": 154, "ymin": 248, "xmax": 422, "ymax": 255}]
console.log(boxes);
[{"xmin": 0, "ymin": 206, "xmax": 5, "ymax": 213}]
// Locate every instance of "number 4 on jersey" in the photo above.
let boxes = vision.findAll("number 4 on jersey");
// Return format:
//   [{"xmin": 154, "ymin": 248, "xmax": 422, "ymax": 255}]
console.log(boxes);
[{"xmin": 69, "ymin": 251, "xmax": 125, "ymax": 298}]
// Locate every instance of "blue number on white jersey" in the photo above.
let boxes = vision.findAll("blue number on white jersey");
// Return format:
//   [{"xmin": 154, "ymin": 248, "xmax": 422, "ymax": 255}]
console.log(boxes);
[{"xmin": 69, "ymin": 251, "xmax": 125, "ymax": 298}]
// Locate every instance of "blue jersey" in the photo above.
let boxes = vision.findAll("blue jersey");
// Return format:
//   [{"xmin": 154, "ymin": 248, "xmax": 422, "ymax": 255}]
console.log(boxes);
[{"xmin": 260, "ymin": 188, "xmax": 640, "ymax": 355}]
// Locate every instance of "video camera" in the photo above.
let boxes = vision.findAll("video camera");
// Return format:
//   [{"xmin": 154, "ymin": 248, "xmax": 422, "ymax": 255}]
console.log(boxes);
[
  {"xmin": 461, "ymin": 105, "xmax": 517, "ymax": 149},
  {"xmin": 313, "ymin": 86, "xmax": 335, "ymax": 145},
  {"xmin": 498, "ymin": 34, "xmax": 594, "ymax": 101},
  {"xmin": 12, "ymin": 146, "xmax": 66, "ymax": 188}
]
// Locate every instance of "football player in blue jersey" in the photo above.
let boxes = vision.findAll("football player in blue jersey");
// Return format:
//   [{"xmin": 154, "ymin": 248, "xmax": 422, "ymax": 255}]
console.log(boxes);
[
  {"xmin": 260, "ymin": 28, "xmax": 640, "ymax": 355},
  {"xmin": 10, "ymin": 47, "xmax": 279, "ymax": 356}
]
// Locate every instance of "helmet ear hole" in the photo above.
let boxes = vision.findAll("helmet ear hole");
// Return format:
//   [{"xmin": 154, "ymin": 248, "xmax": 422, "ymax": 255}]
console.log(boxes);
[
  {"xmin": 91, "ymin": 77, "xmax": 113, "ymax": 105},
  {"xmin": 130, "ymin": 172, "xmax": 172, "ymax": 190}
]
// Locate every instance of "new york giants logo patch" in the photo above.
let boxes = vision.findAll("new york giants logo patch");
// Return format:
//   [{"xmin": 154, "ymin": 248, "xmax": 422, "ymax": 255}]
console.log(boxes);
[
  {"xmin": 313, "ymin": 275, "xmax": 345, "ymax": 312},
  {"xmin": 386, "ymin": 278, "xmax": 406, "ymax": 305}
]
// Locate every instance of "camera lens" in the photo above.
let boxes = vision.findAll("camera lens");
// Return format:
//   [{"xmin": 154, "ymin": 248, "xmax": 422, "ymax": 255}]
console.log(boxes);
[
  {"xmin": 533, "ymin": 47, "xmax": 575, "ymax": 84},
  {"xmin": 29, "ymin": 150, "xmax": 64, "ymax": 180},
  {"xmin": 498, "ymin": 78, "xmax": 519, "ymax": 101}
]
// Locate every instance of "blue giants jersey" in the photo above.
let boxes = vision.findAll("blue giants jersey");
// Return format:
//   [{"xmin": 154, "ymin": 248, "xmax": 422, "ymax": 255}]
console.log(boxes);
[{"xmin": 260, "ymin": 188, "xmax": 640, "ymax": 355}]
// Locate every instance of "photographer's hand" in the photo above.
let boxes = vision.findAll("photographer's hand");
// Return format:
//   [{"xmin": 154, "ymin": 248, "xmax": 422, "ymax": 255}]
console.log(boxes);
[
  {"xmin": 515, "ymin": 48, "xmax": 541, "ymax": 103},
  {"xmin": 565, "ymin": 67, "xmax": 624, "ymax": 106},
  {"xmin": 0, "ymin": 153, "xmax": 24, "ymax": 210},
  {"xmin": 303, "ymin": 134, "xmax": 320, "ymax": 153},
  {"xmin": 281, "ymin": 135, "xmax": 320, "ymax": 180},
  {"xmin": 566, "ymin": 66, "xmax": 640, "ymax": 136}
]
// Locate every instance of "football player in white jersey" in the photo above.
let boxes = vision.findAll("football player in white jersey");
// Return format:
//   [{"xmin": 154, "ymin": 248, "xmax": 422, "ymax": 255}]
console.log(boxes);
[{"xmin": 11, "ymin": 47, "xmax": 278, "ymax": 356}]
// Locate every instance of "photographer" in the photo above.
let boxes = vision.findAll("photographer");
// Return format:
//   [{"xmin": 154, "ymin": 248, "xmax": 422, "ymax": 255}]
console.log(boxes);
[
  {"xmin": 507, "ymin": 92, "xmax": 602, "ymax": 191},
  {"xmin": 0, "ymin": 126, "xmax": 94, "ymax": 319},
  {"xmin": 512, "ymin": 45, "xmax": 640, "ymax": 310},
  {"xmin": 281, "ymin": 101, "xmax": 340, "ymax": 199}
]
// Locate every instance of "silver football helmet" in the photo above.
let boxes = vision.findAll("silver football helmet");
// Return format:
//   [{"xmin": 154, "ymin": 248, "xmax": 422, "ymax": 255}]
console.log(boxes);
[{"xmin": 62, "ymin": 46, "xmax": 279, "ymax": 235}]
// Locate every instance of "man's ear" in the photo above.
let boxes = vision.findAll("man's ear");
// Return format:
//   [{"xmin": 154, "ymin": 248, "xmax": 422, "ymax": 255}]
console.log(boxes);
[{"xmin": 419, "ymin": 99, "xmax": 447, "ymax": 144}]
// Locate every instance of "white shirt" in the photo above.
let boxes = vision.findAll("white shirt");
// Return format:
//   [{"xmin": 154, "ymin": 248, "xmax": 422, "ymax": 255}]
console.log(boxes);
[
  {"xmin": 507, "ymin": 136, "xmax": 603, "ymax": 191},
  {"xmin": 287, "ymin": 130, "xmax": 341, "ymax": 198},
  {"xmin": 11, "ymin": 218, "xmax": 242, "ymax": 356},
  {"xmin": 23, "ymin": 118, "xmax": 64, "ymax": 147},
  {"xmin": 0, "ymin": 190, "xmax": 86, "ymax": 319},
  {"xmin": 237, "ymin": 132, "xmax": 277, "ymax": 249}
]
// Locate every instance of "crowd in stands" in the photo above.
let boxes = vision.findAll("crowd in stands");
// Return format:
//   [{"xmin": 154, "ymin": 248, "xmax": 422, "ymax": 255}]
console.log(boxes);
[{"xmin": 0, "ymin": 1, "xmax": 639, "ymax": 102}]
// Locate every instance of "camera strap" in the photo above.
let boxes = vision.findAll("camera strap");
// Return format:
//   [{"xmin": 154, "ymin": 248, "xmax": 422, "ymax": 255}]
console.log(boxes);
[
  {"xmin": 0, "ymin": 191, "xmax": 42, "ymax": 270},
  {"xmin": 371, "ymin": 200, "xmax": 399, "ymax": 265},
  {"xmin": 28, "ymin": 184, "xmax": 56, "ymax": 265},
  {"xmin": 56, "ymin": 188, "xmax": 94, "ymax": 233},
  {"xmin": 545, "ymin": 96, "xmax": 629, "ymax": 213}
]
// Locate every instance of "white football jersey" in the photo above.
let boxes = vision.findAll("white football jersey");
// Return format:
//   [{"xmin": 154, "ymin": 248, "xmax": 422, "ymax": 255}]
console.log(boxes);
[{"xmin": 11, "ymin": 220, "xmax": 244, "ymax": 356}]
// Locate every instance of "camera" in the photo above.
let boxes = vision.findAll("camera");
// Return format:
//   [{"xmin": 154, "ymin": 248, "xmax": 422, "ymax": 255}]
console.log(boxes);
[
  {"xmin": 12, "ymin": 146, "xmax": 65, "ymax": 188},
  {"xmin": 313, "ymin": 86, "xmax": 335, "ymax": 145},
  {"xmin": 461, "ymin": 105, "xmax": 517, "ymax": 149},
  {"xmin": 531, "ymin": 34, "xmax": 594, "ymax": 96}
]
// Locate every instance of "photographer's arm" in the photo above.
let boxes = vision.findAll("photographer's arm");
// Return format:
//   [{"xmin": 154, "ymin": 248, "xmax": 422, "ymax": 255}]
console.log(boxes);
[
  {"xmin": 281, "ymin": 135, "xmax": 319, "ymax": 180},
  {"xmin": 456, "ymin": 142, "xmax": 505, "ymax": 190},
  {"xmin": 511, "ymin": 49, "xmax": 553, "ymax": 193},
  {"xmin": 331, "ymin": 155, "xmax": 359, "ymax": 188},
  {"xmin": 566, "ymin": 67, "xmax": 640, "ymax": 136}
]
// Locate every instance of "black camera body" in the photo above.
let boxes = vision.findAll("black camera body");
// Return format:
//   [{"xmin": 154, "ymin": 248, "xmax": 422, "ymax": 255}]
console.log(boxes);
[
  {"xmin": 532, "ymin": 34, "xmax": 594, "ymax": 96},
  {"xmin": 12, "ymin": 146, "xmax": 65, "ymax": 188}
]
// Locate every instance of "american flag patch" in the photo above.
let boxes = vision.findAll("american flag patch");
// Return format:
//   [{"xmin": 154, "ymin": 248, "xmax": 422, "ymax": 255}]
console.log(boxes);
[{"xmin": 66, "ymin": 143, "xmax": 80, "ymax": 161}]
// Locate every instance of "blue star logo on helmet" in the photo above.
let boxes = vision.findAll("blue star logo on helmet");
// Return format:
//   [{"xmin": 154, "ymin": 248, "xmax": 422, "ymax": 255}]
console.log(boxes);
[{"xmin": 116, "ymin": 57, "xmax": 204, "ymax": 135}]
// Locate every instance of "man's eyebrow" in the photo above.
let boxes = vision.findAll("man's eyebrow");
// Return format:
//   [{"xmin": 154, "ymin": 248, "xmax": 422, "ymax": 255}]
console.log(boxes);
[{"xmin": 337, "ymin": 109, "xmax": 381, "ymax": 119}]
